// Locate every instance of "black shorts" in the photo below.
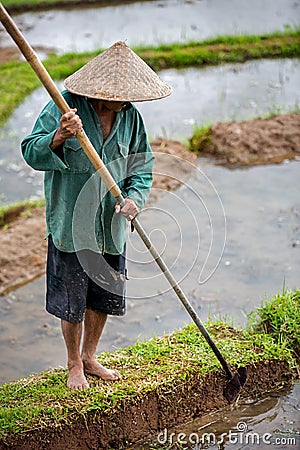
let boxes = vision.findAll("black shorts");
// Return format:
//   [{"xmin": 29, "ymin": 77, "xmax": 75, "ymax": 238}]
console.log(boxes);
[{"xmin": 46, "ymin": 236, "xmax": 126, "ymax": 323}]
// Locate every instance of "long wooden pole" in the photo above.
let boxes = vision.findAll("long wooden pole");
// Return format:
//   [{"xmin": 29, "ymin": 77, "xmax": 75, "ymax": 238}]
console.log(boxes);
[{"xmin": 0, "ymin": 3, "xmax": 238, "ymax": 383}]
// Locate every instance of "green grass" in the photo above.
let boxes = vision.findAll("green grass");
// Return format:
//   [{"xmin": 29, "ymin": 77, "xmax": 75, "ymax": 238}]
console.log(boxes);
[
  {"xmin": 2, "ymin": 0, "xmax": 62, "ymax": 6},
  {"xmin": 189, "ymin": 125, "xmax": 212, "ymax": 153},
  {"xmin": 0, "ymin": 198, "xmax": 45, "ymax": 228},
  {"xmin": 0, "ymin": 326, "xmax": 291, "ymax": 438},
  {"xmin": 137, "ymin": 30, "xmax": 300, "ymax": 71},
  {"xmin": 0, "ymin": 290, "xmax": 299, "ymax": 441},
  {"xmin": 247, "ymin": 289, "xmax": 300, "ymax": 358},
  {"xmin": 0, "ymin": 30, "xmax": 299, "ymax": 126}
]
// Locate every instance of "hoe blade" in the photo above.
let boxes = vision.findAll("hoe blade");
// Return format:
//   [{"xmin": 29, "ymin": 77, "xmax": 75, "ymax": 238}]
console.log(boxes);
[{"xmin": 223, "ymin": 367, "xmax": 247, "ymax": 404}]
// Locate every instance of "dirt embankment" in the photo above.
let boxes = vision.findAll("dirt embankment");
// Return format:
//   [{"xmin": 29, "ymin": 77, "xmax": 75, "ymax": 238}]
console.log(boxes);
[
  {"xmin": 0, "ymin": 359, "xmax": 295, "ymax": 450},
  {"xmin": 0, "ymin": 113, "xmax": 299, "ymax": 295},
  {"xmin": 197, "ymin": 113, "xmax": 300, "ymax": 167}
]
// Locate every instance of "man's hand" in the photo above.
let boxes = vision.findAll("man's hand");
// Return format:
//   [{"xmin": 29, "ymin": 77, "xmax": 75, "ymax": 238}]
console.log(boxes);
[
  {"xmin": 115, "ymin": 198, "xmax": 139, "ymax": 220},
  {"xmin": 59, "ymin": 108, "xmax": 82, "ymax": 139},
  {"xmin": 50, "ymin": 109, "xmax": 82, "ymax": 150}
]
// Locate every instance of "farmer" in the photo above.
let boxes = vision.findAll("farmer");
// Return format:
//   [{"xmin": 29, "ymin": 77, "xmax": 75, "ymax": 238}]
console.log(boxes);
[{"xmin": 21, "ymin": 42, "xmax": 172, "ymax": 390}]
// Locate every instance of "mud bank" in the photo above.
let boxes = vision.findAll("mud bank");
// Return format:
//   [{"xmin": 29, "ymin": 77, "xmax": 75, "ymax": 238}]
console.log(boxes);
[
  {"xmin": 0, "ymin": 362, "xmax": 294, "ymax": 450},
  {"xmin": 191, "ymin": 113, "xmax": 300, "ymax": 167},
  {"xmin": 0, "ymin": 319, "xmax": 298, "ymax": 450},
  {"xmin": 0, "ymin": 45, "xmax": 56, "ymax": 64}
]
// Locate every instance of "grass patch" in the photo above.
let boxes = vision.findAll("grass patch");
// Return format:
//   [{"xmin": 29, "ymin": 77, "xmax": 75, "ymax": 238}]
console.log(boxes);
[
  {"xmin": 137, "ymin": 30, "xmax": 300, "ymax": 71},
  {"xmin": 2, "ymin": 0, "xmax": 64, "ymax": 8},
  {"xmin": 189, "ymin": 125, "xmax": 212, "ymax": 153},
  {"xmin": 0, "ymin": 290, "xmax": 299, "ymax": 441},
  {"xmin": 247, "ymin": 289, "xmax": 300, "ymax": 359},
  {"xmin": 0, "ymin": 30, "xmax": 300, "ymax": 126},
  {"xmin": 0, "ymin": 198, "xmax": 45, "ymax": 228}
]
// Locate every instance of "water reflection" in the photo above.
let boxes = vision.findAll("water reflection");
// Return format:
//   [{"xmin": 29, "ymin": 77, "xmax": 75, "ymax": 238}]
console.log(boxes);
[
  {"xmin": 139, "ymin": 58, "xmax": 300, "ymax": 139},
  {"xmin": 0, "ymin": 0, "xmax": 299, "ymax": 55}
]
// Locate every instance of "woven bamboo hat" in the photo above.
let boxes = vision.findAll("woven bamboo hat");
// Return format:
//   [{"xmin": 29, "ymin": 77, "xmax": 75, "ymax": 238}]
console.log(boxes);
[{"xmin": 64, "ymin": 41, "xmax": 172, "ymax": 102}]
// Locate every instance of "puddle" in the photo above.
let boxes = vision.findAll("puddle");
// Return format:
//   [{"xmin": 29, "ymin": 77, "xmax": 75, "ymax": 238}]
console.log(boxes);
[
  {"xmin": 131, "ymin": 383, "xmax": 300, "ymax": 449},
  {"xmin": 0, "ymin": 58, "xmax": 299, "ymax": 204},
  {"xmin": 0, "ymin": 0, "xmax": 299, "ymax": 56}
]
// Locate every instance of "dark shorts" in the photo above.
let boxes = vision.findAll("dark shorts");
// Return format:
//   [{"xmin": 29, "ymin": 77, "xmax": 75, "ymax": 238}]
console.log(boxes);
[{"xmin": 46, "ymin": 236, "xmax": 126, "ymax": 323}]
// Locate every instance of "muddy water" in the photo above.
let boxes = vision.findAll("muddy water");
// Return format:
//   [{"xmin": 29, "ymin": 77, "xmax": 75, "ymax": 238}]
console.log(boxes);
[
  {"xmin": 131, "ymin": 383, "xmax": 300, "ymax": 449},
  {"xmin": 0, "ymin": 58, "xmax": 299, "ymax": 204},
  {"xmin": 0, "ymin": 0, "xmax": 299, "ymax": 56}
]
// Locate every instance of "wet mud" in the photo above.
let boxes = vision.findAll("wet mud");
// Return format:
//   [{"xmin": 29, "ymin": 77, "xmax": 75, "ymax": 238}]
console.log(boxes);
[
  {"xmin": 198, "ymin": 113, "xmax": 300, "ymax": 167},
  {"xmin": 0, "ymin": 45, "xmax": 56, "ymax": 64}
]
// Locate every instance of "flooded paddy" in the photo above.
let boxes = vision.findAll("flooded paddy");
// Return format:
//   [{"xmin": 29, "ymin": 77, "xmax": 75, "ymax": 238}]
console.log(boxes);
[
  {"xmin": 0, "ymin": 60, "xmax": 299, "ymax": 447},
  {"xmin": 0, "ymin": 0, "xmax": 299, "ymax": 56},
  {"xmin": 0, "ymin": 0, "xmax": 299, "ymax": 446}
]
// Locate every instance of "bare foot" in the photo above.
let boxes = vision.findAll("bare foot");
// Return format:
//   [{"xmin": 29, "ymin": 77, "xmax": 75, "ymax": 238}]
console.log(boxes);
[
  {"xmin": 82, "ymin": 358, "xmax": 121, "ymax": 381},
  {"xmin": 67, "ymin": 363, "xmax": 89, "ymax": 390}
]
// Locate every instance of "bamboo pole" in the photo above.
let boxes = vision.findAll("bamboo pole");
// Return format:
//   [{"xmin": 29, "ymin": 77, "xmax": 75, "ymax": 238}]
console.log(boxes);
[{"xmin": 0, "ymin": 3, "xmax": 247, "ymax": 401}]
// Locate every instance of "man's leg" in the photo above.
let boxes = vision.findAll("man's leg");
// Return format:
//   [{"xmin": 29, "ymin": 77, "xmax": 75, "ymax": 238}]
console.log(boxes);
[
  {"xmin": 61, "ymin": 320, "xmax": 89, "ymax": 390},
  {"xmin": 81, "ymin": 309, "xmax": 121, "ymax": 381}
]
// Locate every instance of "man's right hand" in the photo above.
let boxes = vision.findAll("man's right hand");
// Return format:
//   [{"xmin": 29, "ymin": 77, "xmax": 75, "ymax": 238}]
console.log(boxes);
[
  {"xmin": 59, "ymin": 108, "xmax": 82, "ymax": 139},
  {"xmin": 50, "ymin": 108, "xmax": 82, "ymax": 150}
]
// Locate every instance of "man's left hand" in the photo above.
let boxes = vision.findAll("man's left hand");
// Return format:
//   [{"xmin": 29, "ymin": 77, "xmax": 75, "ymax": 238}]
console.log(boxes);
[{"xmin": 115, "ymin": 198, "xmax": 139, "ymax": 220}]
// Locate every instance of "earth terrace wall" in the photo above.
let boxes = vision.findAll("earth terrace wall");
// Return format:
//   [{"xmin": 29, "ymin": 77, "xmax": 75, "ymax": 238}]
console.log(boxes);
[
  {"xmin": 2, "ymin": 361, "xmax": 294, "ymax": 450},
  {"xmin": 0, "ymin": 323, "xmax": 297, "ymax": 450}
]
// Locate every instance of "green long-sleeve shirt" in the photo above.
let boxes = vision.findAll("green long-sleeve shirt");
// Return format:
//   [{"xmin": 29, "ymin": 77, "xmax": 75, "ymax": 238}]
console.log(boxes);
[{"xmin": 21, "ymin": 90, "xmax": 154, "ymax": 254}]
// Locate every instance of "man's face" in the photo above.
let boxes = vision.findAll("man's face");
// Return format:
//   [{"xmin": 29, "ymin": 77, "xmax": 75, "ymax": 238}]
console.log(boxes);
[{"xmin": 102, "ymin": 101, "xmax": 128, "ymax": 112}]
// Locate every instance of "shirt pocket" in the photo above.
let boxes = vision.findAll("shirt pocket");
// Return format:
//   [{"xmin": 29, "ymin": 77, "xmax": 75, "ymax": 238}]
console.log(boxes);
[
  {"xmin": 117, "ymin": 142, "xmax": 130, "ymax": 158},
  {"xmin": 63, "ymin": 137, "xmax": 90, "ymax": 173}
]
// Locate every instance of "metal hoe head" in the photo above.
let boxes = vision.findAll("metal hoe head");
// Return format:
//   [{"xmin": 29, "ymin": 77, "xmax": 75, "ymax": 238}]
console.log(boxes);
[{"xmin": 223, "ymin": 367, "xmax": 248, "ymax": 404}]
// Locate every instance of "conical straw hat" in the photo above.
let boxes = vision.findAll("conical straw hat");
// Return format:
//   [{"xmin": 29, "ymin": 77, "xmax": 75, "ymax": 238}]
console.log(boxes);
[{"xmin": 64, "ymin": 41, "xmax": 172, "ymax": 102}]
